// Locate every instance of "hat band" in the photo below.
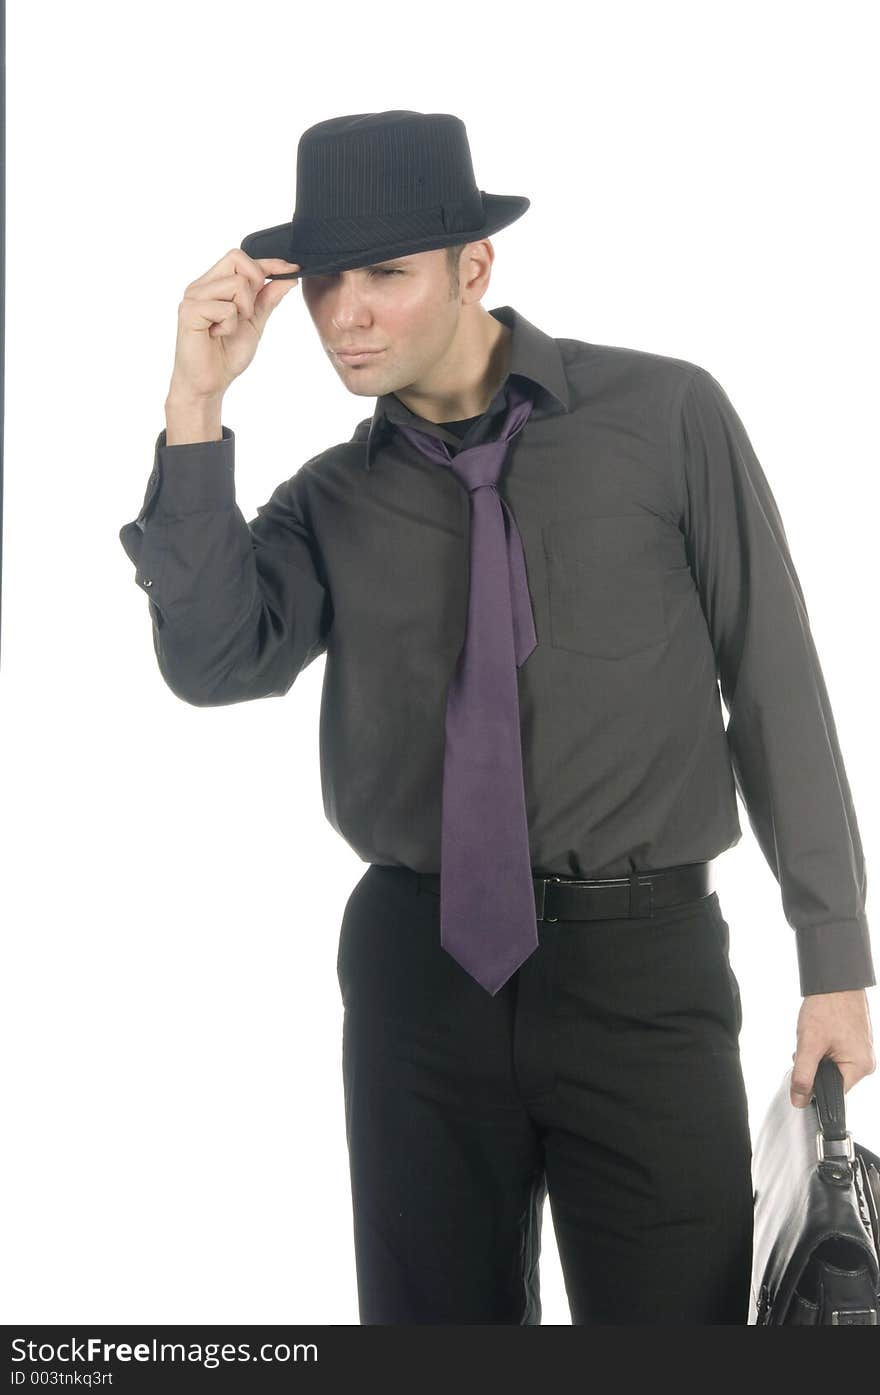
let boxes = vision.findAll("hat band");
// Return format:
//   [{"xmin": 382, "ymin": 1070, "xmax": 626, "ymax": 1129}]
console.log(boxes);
[{"xmin": 289, "ymin": 190, "xmax": 485, "ymax": 254}]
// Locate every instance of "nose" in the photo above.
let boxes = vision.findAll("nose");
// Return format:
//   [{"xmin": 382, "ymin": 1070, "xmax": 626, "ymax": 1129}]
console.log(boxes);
[{"xmin": 327, "ymin": 272, "xmax": 377, "ymax": 319}]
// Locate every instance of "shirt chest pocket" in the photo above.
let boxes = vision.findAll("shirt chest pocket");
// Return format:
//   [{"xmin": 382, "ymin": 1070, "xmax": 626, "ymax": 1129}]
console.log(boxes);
[{"xmin": 541, "ymin": 513, "xmax": 670, "ymax": 660}]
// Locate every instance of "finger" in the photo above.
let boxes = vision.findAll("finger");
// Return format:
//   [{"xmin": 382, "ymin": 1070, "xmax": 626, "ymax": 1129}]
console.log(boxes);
[
  {"xmin": 253, "ymin": 258, "xmax": 301, "ymax": 291},
  {"xmin": 190, "ymin": 249, "xmax": 287, "ymax": 297},
  {"xmin": 180, "ymin": 299, "xmax": 239, "ymax": 337},
  {"xmin": 186, "ymin": 274, "xmax": 258, "ymax": 321},
  {"xmin": 790, "ymin": 1052, "xmax": 821, "ymax": 1106}
]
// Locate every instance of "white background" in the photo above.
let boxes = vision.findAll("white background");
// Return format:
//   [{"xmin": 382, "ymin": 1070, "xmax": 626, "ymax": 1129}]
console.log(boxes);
[{"xmin": 2, "ymin": 0, "xmax": 877, "ymax": 1325}]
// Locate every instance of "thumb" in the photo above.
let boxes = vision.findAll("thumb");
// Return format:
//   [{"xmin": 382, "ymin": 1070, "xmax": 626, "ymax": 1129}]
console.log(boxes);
[{"xmin": 252, "ymin": 277, "xmax": 298, "ymax": 332}]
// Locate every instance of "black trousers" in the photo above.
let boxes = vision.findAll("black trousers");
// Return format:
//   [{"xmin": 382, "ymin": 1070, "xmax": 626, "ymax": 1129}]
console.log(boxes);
[{"xmin": 335, "ymin": 864, "xmax": 754, "ymax": 1324}]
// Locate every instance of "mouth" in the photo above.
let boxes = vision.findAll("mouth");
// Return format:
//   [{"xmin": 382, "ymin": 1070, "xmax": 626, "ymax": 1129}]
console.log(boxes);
[{"xmin": 335, "ymin": 348, "xmax": 386, "ymax": 364}]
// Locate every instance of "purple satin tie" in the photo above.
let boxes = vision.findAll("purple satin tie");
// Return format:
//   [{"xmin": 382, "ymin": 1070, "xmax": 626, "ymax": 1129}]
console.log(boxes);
[{"xmin": 395, "ymin": 379, "xmax": 539, "ymax": 995}]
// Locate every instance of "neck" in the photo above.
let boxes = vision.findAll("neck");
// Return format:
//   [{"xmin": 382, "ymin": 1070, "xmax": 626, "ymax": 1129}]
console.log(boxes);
[{"xmin": 393, "ymin": 311, "xmax": 512, "ymax": 423}]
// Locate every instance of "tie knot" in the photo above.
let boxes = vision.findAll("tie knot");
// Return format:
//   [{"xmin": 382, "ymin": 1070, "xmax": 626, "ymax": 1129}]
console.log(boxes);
[
  {"xmin": 445, "ymin": 438, "xmax": 509, "ymax": 491},
  {"xmin": 393, "ymin": 379, "xmax": 536, "ymax": 489}
]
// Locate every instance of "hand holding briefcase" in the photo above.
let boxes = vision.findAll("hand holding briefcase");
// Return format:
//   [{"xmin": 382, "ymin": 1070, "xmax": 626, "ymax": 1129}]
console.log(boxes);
[{"xmin": 750, "ymin": 1056, "xmax": 880, "ymax": 1324}]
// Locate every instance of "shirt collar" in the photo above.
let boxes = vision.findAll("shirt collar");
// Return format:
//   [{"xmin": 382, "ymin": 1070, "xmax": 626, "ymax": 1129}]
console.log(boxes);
[{"xmin": 363, "ymin": 304, "xmax": 571, "ymax": 469}]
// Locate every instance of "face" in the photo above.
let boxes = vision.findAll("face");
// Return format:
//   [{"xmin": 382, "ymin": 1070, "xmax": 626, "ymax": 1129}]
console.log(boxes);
[{"xmin": 300, "ymin": 245, "xmax": 476, "ymax": 402}]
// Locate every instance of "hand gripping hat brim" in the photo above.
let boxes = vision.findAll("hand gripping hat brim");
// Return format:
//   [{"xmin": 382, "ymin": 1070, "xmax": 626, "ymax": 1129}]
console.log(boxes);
[{"xmin": 239, "ymin": 110, "xmax": 530, "ymax": 280}]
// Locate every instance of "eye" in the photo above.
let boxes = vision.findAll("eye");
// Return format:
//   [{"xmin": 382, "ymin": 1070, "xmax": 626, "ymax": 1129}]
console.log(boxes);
[{"xmin": 317, "ymin": 267, "xmax": 403, "ymax": 284}]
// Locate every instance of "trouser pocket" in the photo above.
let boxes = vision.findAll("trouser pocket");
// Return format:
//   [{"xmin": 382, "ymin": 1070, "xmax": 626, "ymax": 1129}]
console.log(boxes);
[{"xmin": 707, "ymin": 894, "xmax": 743, "ymax": 1037}]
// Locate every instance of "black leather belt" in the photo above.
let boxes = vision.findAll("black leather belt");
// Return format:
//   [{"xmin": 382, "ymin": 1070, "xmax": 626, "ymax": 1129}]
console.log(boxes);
[{"xmin": 416, "ymin": 861, "xmax": 714, "ymax": 922}]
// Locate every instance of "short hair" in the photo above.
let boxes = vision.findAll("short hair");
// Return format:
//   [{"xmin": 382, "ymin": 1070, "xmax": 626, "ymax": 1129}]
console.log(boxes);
[{"xmin": 445, "ymin": 242, "xmax": 468, "ymax": 296}]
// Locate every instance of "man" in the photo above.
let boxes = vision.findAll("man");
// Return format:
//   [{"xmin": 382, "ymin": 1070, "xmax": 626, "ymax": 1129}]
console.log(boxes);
[{"xmin": 120, "ymin": 110, "xmax": 875, "ymax": 1323}]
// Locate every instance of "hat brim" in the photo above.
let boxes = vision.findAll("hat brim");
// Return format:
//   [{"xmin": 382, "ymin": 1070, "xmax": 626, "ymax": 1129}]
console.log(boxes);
[{"xmin": 239, "ymin": 192, "xmax": 530, "ymax": 278}]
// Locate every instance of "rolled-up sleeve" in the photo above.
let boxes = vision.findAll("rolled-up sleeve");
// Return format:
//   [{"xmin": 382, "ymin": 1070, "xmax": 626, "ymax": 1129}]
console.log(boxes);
[
  {"xmin": 672, "ymin": 366, "xmax": 874, "ymax": 996},
  {"xmin": 119, "ymin": 426, "xmax": 332, "ymax": 707}
]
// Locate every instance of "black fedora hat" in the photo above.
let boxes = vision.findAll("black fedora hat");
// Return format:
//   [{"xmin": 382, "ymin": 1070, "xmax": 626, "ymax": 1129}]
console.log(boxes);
[{"xmin": 240, "ymin": 110, "xmax": 530, "ymax": 280}]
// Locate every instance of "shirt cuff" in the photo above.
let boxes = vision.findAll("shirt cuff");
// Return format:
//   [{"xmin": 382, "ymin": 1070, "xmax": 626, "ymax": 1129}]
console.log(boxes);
[
  {"xmin": 149, "ymin": 425, "xmax": 236, "ymax": 517},
  {"xmin": 796, "ymin": 914, "xmax": 876, "ymax": 995}
]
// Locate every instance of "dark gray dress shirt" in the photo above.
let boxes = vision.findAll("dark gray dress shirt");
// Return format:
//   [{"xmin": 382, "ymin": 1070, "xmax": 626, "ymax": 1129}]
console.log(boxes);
[{"xmin": 119, "ymin": 304, "xmax": 875, "ymax": 997}]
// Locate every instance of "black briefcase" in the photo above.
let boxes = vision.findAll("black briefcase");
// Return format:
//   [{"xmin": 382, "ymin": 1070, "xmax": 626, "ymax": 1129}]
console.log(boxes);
[{"xmin": 750, "ymin": 1056, "xmax": 880, "ymax": 1324}]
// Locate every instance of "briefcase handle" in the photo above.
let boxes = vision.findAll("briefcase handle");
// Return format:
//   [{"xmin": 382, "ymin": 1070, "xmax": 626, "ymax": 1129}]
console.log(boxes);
[
  {"xmin": 810, "ymin": 1057, "xmax": 880, "ymax": 1260},
  {"xmin": 813, "ymin": 1056, "xmax": 850, "ymax": 1159}
]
